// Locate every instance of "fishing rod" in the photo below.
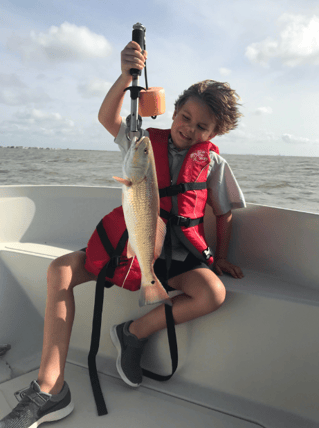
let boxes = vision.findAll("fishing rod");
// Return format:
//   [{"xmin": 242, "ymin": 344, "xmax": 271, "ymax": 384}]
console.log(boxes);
[{"xmin": 124, "ymin": 23, "xmax": 165, "ymax": 142}]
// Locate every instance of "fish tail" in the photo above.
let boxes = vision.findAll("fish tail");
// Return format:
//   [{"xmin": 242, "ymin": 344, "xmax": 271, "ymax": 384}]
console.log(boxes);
[{"xmin": 139, "ymin": 276, "xmax": 172, "ymax": 307}]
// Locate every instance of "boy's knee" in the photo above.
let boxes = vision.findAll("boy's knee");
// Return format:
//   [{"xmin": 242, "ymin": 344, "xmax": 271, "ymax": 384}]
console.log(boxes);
[
  {"xmin": 214, "ymin": 282, "xmax": 226, "ymax": 309},
  {"xmin": 47, "ymin": 255, "xmax": 68, "ymax": 283},
  {"xmin": 47, "ymin": 251, "xmax": 95, "ymax": 289},
  {"xmin": 200, "ymin": 280, "xmax": 226, "ymax": 314}
]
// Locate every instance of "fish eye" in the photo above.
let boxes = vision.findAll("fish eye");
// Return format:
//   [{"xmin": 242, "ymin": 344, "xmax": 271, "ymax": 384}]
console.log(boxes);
[{"xmin": 144, "ymin": 148, "xmax": 148, "ymax": 154}]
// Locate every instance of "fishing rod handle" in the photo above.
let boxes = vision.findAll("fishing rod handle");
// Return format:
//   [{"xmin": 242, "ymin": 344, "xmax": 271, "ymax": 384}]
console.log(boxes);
[{"xmin": 131, "ymin": 22, "xmax": 146, "ymax": 76}]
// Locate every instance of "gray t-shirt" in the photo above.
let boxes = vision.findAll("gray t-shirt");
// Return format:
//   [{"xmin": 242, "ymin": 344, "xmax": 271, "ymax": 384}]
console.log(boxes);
[{"xmin": 114, "ymin": 120, "xmax": 246, "ymax": 260}]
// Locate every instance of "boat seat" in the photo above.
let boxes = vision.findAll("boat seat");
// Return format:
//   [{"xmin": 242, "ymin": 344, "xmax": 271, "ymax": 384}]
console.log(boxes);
[
  {"xmin": 1, "ymin": 241, "xmax": 319, "ymax": 307},
  {"xmin": 1, "ymin": 240, "xmax": 319, "ymax": 426},
  {"xmin": 0, "ymin": 242, "xmax": 76, "ymax": 258}
]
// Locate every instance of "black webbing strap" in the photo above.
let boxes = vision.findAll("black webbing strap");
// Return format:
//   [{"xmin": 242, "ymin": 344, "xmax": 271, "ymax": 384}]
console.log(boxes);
[
  {"xmin": 88, "ymin": 223, "xmax": 179, "ymax": 417},
  {"xmin": 142, "ymin": 303, "xmax": 178, "ymax": 381},
  {"xmin": 95, "ymin": 221, "xmax": 129, "ymax": 279},
  {"xmin": 89, "ymin": 283, "xmax": 178, "ymax": 416},
  {"xmin": 88, "ymin": 275, "xmax": 110, "ymax": 416},
  {"xmin": 159, "ymin": 181, "xmax": 207, "ymax": 198},
  {"xmin": 160, "ymin": 209, "xmax": 204, "ymax": 228},
  {"xmin": 88, "ymin": 224, "xmax": 128, "ymax": 416}
]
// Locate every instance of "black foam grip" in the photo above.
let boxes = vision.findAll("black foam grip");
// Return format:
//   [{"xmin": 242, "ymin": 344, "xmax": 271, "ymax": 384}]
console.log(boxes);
[
  {"xmin": 132, "ymin": 28, "xmax": 145, "ymax": 50},
  {"xmin": 131, "ymin": 27, "xmax": 145, "ymax": 76}
]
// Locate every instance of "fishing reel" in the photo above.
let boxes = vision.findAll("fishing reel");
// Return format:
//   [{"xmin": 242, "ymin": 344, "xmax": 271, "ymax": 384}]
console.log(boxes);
[{"xmin": 125, "ymin": 23, "xmax": 166, "ymax": 141}]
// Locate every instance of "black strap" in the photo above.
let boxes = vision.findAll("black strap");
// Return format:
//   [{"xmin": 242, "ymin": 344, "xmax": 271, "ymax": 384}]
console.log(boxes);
[
  {"xmin": 142, "ymin": 304, "xmax": 178, "ymax": 381},
  {"xmin": 89, "ymin": 286, "xmax": 178, "ymax": 416},
  {"xmin": 160, "ymin": 209, "xmax": 204, "ymax": 228},
  {"xmin": 88, "ymin": 225, "xmax": 129, "ymax": 416},
  {"xmin": 88, "ymin": 224, "xmax": 179, "ymax": 417},
  {"xmin": 88, "ymin": 274, "xmax": 110, "ymax": 416},
  {"xmin": 96, "ymin": 220, "xmax": 114, "ymax": 259},
  {"xmin": 160, "ymin": 182, "xmax": 207, "ymax": 198},
  {"xmin": 96, "ymin": 221, "xmax": 129, "ymax": 279}
]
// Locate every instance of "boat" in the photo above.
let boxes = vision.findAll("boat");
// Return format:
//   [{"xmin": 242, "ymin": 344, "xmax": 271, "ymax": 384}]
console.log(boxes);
[{"xmin": 0, "ymin": 184, "xmax": 318, "ymax": 427}]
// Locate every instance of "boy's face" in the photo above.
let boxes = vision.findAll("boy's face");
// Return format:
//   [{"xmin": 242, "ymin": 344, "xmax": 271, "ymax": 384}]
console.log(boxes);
[{"xmin": 171, "ymin": 97, "xmax": 217, "ymax": 150}]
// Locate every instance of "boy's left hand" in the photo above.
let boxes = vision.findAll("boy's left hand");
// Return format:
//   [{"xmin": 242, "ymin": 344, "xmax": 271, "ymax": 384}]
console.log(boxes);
[{"xmin": 214, "ymin": 259, "xmax": 244, "ymax": 279}]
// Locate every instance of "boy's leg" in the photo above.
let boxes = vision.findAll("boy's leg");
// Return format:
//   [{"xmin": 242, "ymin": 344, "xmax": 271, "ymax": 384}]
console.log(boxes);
[
  {"xmin": 129, "ymin": 268, "xmax": 226, "ymax": 339},
  {"xmin": 37, "ymin": 251, "xmax": 97, "ymax": 395},
  {"xmin": 111, "ymin": 268, "xmax": 225, "ymax": 387}
]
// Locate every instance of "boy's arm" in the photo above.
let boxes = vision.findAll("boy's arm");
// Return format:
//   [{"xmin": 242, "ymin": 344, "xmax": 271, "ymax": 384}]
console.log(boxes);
[
  {"xmin": 214, "ymin": 210, "xmax": 244, "ymax": 279},
  {"xmin": 98, "ymin": 41, "xmax": 147, "ymax": 137}
]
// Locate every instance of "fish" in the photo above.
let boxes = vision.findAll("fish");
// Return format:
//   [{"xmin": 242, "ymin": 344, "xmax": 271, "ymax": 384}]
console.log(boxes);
[{"xmin": 113, "ymin": 136, "xmax": 171, "ymax": 307}]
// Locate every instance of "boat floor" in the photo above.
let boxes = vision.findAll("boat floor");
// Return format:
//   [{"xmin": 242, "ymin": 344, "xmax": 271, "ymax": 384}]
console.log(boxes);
[{"xmin": 0, "ymin": 363, "xmax": 262, "ymax": 428}]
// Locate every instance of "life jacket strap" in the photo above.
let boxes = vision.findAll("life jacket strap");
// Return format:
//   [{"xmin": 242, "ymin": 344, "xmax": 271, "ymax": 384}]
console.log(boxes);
[
  {"xmin": 159, "ymin": 181, "xmax": 207, "ymax": 198},
  {"xmin": 96, "ymin": 220, "xmax": 128, "ymax": 279},
  {"xmin": 88, "ymin": 223, "xmax": 129, "ymax": 416},
  {"xmin": 142, "ymin": 303, "xmax": 177, "ymax": 381},
  {"xmin": 160, "ymin": 209, "xmax": 204, "ymax": 228},
  {"xmin": 88, "ymin": 223, "xmax": 178, "ymax": 417},
  {"xmin": 88, "ymin": 275, "xmax": 110, "ymax": 416}
]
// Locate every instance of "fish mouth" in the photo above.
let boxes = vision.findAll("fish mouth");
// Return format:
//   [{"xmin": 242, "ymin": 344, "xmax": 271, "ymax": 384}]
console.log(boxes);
[{"xmin": 134, "ymin": 137, "xmax": 145, "ymax": 149}]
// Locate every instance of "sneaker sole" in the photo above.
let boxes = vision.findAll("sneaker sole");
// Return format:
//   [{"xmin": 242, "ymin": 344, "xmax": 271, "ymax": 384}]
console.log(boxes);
[
  {"xmin": 110, "ymin": 325, "xmax": 140, "ymax": 388},
  {"xmin": 30, "ymin": 401, "xmax": 74, "ymax": 428}
]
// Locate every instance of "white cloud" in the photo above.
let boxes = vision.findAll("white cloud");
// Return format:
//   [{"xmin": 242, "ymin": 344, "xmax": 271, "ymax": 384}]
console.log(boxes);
[
  {"xmin": 0, "ymin": 74, "xmax": 50, "ymax": 105},
  {"xmin": 0, "ymin": 73, "xmax": 26, "ymax": 88},
  {"xmin": 7, "ymin": 22, "xmax": 112, "ymax": 63},
  {"xmin": 255, "ymin": 106, "xmax": 273, "ymax": 115},
  {"xmin": 6, "ymin": 109, "xmax": 76, "ymax": 137},
  {"xmin": 245, "ymin": 14, "xmax": 319, "ymax": 67},
  {"xmin": 219, "ymin": 67, "xmax": 232, "ymax": 76},
  {"xmin": 78, "ymin": 78, "xmax": 111, "ymax": 98},
  {"xmin": 282, "ymin": 133, "xmax": 312, "ymax": 144}
]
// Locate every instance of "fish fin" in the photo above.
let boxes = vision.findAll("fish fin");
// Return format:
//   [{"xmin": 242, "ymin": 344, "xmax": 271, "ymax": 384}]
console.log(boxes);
[
  {"xmin": 154, "ymin": 217, "xmax": 167, "ymax": 259},
  {"xmin": 139, "ymin": 274, "xmax": 172, "ymax": 307},
  {"xmin": 126, "ymin": 240, "xmax": 135, "ymax": 259},
  {"xmin": 113, "ymin": 176, "xmax": 132, "ymax": 187}
]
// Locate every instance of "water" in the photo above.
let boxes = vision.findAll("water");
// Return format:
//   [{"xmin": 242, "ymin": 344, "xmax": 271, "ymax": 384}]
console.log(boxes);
[{"xmin": 1, "ymin": 147, "xmax": 318, "ymax": 214}]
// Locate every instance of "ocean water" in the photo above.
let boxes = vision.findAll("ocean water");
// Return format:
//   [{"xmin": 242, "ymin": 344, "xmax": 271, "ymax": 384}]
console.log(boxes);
[{"xmin": 1, "ymin": 147, "xmax": 318, "ymax": 214}]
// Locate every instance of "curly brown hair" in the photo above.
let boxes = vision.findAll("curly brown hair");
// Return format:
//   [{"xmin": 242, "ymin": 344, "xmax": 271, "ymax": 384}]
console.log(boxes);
[{"xmin": 174, "ymin": 80, "xmax": 242, "ymax": 135}]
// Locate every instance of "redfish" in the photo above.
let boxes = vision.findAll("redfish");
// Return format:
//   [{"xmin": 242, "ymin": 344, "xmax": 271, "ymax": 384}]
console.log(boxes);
[{"xmin": 113, "ymin": 136, "xmax": 171, "ymax": 307}]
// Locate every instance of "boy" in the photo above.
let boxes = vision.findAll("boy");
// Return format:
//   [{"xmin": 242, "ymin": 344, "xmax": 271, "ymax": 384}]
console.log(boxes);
[{"xmin": 0, "ymin": 41, "xmax": 245, "ymax": 428}]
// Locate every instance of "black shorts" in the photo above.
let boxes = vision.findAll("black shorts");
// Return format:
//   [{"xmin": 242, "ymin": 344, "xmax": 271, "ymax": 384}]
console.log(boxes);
[{"xmin": 154, "ymin": 252, "xmax": 209, "ymax": 292}]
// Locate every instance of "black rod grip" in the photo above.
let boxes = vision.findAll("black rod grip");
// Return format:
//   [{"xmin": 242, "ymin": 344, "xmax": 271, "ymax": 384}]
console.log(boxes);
[
  {"xmin": 130, "ymin": 23, "xmax": 145, "ymax": 76},
  {"xmin": 132, "ymin": 29, "xmax": 145, "ymax": 51}
]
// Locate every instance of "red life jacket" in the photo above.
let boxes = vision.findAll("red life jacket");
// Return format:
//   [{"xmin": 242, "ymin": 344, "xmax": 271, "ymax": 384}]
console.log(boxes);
[
  {"xmin": 149, "ymin": 128, "xmax": 219, "ymax": 266},
  {"xmin": 84, "ymin": 128, "xmax": 219, "ymax": 290}
]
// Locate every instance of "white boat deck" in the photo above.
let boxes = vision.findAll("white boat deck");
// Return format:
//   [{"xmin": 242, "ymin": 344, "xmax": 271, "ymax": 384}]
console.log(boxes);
[
  {"xmin": 1, "ymin": 186, "xmax": 319, "ymax": 427},
  {"xmin": 0, "ymin": 364, "xmax": 265, "ymax": 428}
]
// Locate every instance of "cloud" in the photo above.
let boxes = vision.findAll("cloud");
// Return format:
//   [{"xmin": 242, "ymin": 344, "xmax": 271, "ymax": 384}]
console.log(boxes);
[
  {"xmin": 219, "ymin": 67, "xmax": 232, "ymax": 76},
  {"xmin": 245, "ymin": 14, "xmax": 319, "ymax": 67},
  {"xmin": 7, "ymin": 22, "xmax": 112, "ymax": 63},
  {"xmin": 0, "ymin": 73, "xmax": 50, "ymax": 105},
  {"xmin": 7, "ymin": 109, "xmax": 77, "ymax": 137},
  {"xmin": 282, "ymin": 133, "xmax": 312, "ymax": 144},
  {"xmin": 0, "ymin": 73, "xmax": 26, "ymax": 88},
  {"xmin": 255, "ymin": 106, "xmax": 273, "ymax": 115},
  {"xmin": 78, "ymin": 78, "xmax": 111, "ymax": 98}
]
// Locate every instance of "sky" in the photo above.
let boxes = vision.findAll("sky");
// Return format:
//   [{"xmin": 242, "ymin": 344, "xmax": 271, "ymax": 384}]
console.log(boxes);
[{"xmin": 1, "ymin": 0, "xmax": 319, "ymax": 156}]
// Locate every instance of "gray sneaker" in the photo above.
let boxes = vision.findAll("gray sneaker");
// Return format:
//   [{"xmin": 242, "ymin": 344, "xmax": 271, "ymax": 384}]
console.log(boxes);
[
  {"xmin": 110, "ymin": 321, "xmax": 147, "ymax": 387},
  {"xmin": 0, "ymin": 380, "xmax": 74, "ymax": 428}
]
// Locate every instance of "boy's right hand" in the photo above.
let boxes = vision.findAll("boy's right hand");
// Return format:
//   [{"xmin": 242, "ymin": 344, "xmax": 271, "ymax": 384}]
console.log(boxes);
[{"xmin": 121, "ymin": 41, "xmax": 147, "ymax": 77}]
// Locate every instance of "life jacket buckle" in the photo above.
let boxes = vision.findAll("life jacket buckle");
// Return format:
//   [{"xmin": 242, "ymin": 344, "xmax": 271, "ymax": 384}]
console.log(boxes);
[
  {"xmin": 202, "ymin": 247, "xmax": 213, "ymax": 260},
  {"xmin": 176, "ymin": 183, "xmax": 186, "ymax": 194},
  {"xmin": 110, "ymin": 255, "xmax": 121, "ymax": 268},
  {"xmin": 174, "ymin": 216, "xmax": 191, "ymax": 227}
]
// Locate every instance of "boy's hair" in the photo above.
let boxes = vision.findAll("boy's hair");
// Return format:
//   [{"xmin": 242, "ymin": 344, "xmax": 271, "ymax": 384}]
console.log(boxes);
[{"xmin": 174, "ymin": 80, "xmax": 242, "ymax": 135}]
